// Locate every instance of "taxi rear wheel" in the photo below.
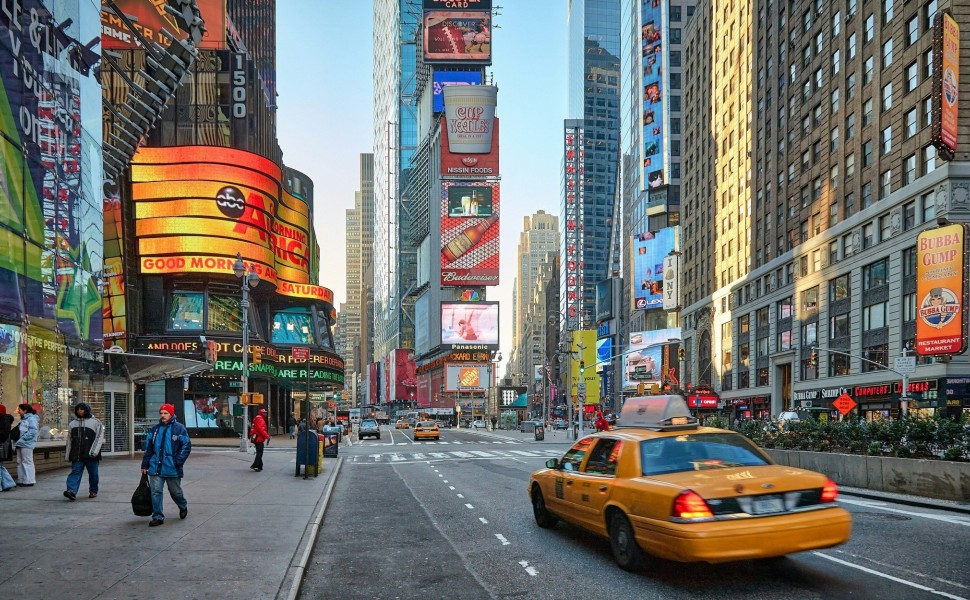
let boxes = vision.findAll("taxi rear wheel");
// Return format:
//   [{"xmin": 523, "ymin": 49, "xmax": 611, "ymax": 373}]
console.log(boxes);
[
  {"xmin": 608, "ymin": 512, "xmax": 644, "ymax": 571},
  {"xmin": 531, "ymin": 486, "xmax": 558, "ymax": 528}
]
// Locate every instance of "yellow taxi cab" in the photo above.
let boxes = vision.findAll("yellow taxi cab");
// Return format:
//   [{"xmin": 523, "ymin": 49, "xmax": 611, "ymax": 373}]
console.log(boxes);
[
  {"xmin": 395, "ymin": 419, "xmax": 410, "ymax": 429},
  {"xmin": 528, "ymin": 395, "xmax": 851, "ymax": 570},
  {"xmin": 413, "ymin": 421, "xmax": 440, "ymax": 441}
]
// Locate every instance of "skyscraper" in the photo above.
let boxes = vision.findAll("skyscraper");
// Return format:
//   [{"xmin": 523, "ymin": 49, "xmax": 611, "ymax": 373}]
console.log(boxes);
[{"xmin": 512, "ymin": 211, "xmax": 560, "ymax": 381}]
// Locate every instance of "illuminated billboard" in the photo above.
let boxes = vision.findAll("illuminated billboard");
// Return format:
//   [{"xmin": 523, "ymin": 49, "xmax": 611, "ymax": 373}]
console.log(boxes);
[
  {"xmin": 641, "ymin": 0, "xmax": 665, "ymax": 189},
  {"xmin": 915, "ymin": 223, "xmax": 969, "ymax": 356},
  {"xmin": 440, "ymin": 116, "xmax": 500, "ymax": 177},
  {"xmin": 563, "ymin": 125, "xmax": 585, "ymax": 330},
  {"xmin": 633, "ymin": 227, "xmax": 677, "ymax": 310},
  {"xmin": 433, "ymin": 70, "xmax": 483, "ymax": 112},
  {"xmin": 444, "ymin": 363, "xmax": 492, "ymax": 392},
  {"xmin": 932, "ymin": 12, "xmax": 960, "ymax": 159},
  {"xmin": 103, "ymin": 181, "xmax": 128, "ymax": 352},
  {"xmin": 441, "ymin": 302, "xmax": 499, "ymax": 349},
  {"xmin": 389, "ymin": 348, "xmax": 417, "ymax": 402},
  {"xmin": 441, "ymin": 182, "xmax": 500, "ymax": 286},
  {"xmin": 446, "ymin": 184, "xmax": 494, "ymax": 217},
  {"xmin": 101, "ymin": 0, "xmax": 227, "ymax": 50},
  {"xmin": 622, "ymin": 328, "xmax": 681, "ymax": 389},
  {"xmin": 570, "ymin": 330, "xmax": 600, "ymax": 405},
  {"xmin": 596, "ymin": 337, "xmax": 612, "ymax": 373},
  {"xmin": 423, "ymin": 11, "xmax": 492, "ymax": 64},
  {"xmin": 130, "ymin": 146, "xmax": 334, "ymax": 304}
]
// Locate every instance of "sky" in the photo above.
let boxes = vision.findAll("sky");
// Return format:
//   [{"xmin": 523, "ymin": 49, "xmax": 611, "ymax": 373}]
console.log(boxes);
[{"xmin": 276, "ymin": 2, "xmax": 568, "ymax": 378}]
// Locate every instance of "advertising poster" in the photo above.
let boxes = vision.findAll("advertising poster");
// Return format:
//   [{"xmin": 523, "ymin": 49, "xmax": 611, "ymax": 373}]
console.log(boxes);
[
  {"xmin": 596, "ymin": 337, "xmax": 612, "ymax": 372},
  {"xmin": 915, "ymin": 223, "xmax": 968, "ymax": 356},
  {"xmin": 936, "ymin": 13, "xmax": 960, "ymax": 156},
  {"xmin": 440, "ymin": 182, "xmax": 500, "ymax": 286},
  {"xmin": 101, "ymin": 0, "xmax": 227, "ymax": 50},
  {"xmin": 445, "ymin": 363, "xmax": 492, "ymax": 392},
  {"xmin": 633, "ymin": 227, "xmax": 677, "ymax": 309},
  {"xmin": 393, "ymin": 348, "xmax": 417, "ymax": 403},
  {"xmin": 131, "ymin": 146, "xmax": 334, "ymax": 304},
  {"xmin": 595, "ymin": 279, "xmax": 614, "ymax": 321},
  {"xmin": 641, "ymin": 0, "xmax": 665, "ymax": 189},
  {"xmin": 662, "ymin": 253, "xmax": 680, "ymax": 310},
  {"xmin": 433, "ymin": 71, "xmax": 483, "ymax": 112},
  {"xmin": 0, "ymin": 323, "xmax": 19, "ymax": 366},
  {"xmin": 423, "ymin": 11, "xmax": 492, "ymax": 63},
  {"xmin": 441, "ymin": 302, "xmax": 499, "ymax": 349},
  {"xmin": 440, "ymin": 116, "xmax": 500, "ymax": 177},
  {"xmin": 103, "ymin": 180, "xmax": 127, "ymax": 351},
  {"xmin": 570, "ymin": 330, "xmax": 600, "ymax": 405},
  {"xmin": 414, "ymin": 292, "xmax": 430, "ymax": 355},
  {"xmin": 623, "ymin": 328, "xmax": 681, "ymax": 389}
]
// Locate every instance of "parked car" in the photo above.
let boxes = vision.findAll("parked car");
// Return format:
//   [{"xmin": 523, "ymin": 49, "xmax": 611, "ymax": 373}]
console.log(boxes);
[
  {"xmin": 359, "ymin": 419, "xmax": 381, "ymax": 440},
  {"xmin": 554, "ymin": 419, "xmax": 567, "ymax": 430}
]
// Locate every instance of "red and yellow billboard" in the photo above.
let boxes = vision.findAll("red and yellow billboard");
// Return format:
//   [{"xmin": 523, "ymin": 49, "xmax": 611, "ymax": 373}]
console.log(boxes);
[
  {"xmin": 440, "ymin": 181, "xmax": 500, "ymax": 286},
  {"xmin": 101, "ymin": 0, "xmax": 227, "ymax": 50},
  {"xmin": 441, "ymin": 117, "xmax": 500, "ymax": 177},
  {"xmin": 130, "ymin": 146, "xmax": 333, "ymax": 305},
  {"xmin": 915, "ymin": 223, "xmax": 969, "ymax": 356},
  {"xmin": 933, "ymin": 12, "xmax": 960, "ymax": 158}
]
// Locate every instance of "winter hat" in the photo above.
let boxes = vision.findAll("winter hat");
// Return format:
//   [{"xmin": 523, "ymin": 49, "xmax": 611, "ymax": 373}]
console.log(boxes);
[
  {"xmin": 159, "ymin": 403, "xmax": 176, "ymax": 416},
  {"xmin": 258, "ymin": 409, "xmax": 267, "ymax": 416}
]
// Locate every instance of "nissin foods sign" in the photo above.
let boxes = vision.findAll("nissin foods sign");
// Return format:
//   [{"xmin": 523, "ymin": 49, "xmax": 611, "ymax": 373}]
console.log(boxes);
[{"xmin": 130, "ymin": 146, "xmax": 333, "ymax": 304}]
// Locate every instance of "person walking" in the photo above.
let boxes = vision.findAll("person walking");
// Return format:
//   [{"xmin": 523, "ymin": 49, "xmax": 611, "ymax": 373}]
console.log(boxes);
[
  {"xmin": 288, "ymin": 412, "xmax": 297, "ymax": 439},
  {"xmin": 63, "ymin": 402, "xmax": 105, "ymax": 500},
  {"xmin": 0, "ymin": 405, "xmax": 16, "ymax": 491},
  {"xmin": 249, "ymin": 408, "xmax": 269, "ymax": 472},
  {"xmin": 141, "ymin": 404, "xmax": 191, "ymax": 527},
  {"xmin": 594, "ymin": 411, "xmax": 610, "ymax": 432},
  {"xmin": 490, "ymin": 415, "xmax": 497, "ymax": 431},
  {"xmin": 13, "ymin": 404, "xmax": 38, "ymax": 487}
]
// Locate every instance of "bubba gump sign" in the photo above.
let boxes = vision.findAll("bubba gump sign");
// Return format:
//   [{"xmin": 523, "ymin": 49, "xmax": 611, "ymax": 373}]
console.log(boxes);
[{"xmin": 915, "ymin": 223, "xmax": 969, "ymax": 356}]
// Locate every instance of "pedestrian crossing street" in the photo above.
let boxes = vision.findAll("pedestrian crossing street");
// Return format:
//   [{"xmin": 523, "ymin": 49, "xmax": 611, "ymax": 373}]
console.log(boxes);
[{"xmin": 347, "ymin": 447, "xmax": 564, "ymax": 464}]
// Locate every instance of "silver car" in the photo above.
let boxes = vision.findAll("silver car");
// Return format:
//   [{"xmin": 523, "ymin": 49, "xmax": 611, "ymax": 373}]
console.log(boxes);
[{"xmin": 359, "ymin": 419, "xmax": 381, "ymax": 440}]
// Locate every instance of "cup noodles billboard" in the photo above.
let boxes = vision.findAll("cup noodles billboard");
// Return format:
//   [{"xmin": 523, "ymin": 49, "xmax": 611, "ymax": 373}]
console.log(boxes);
[
  {"xmin": 423, "ymin": 10, "xmax": 492, "ymax": 64},
  {"xmin": 441, "ymin": 117, "xmax": 499, "ymax": 177},
  {"xmin": 443, "ymin": 85, "xmax": 497, "ymax": 154},
  {"xmin": 101, "ymin": 0, "xmax": 227, "ymax": 50},
  {"xmin": 915, "ymin": 223, "xmax": 969, "ymax": 356},
  {"xmin": 440, "ymin": 182, "xmax": 500, "ymax": 286}
]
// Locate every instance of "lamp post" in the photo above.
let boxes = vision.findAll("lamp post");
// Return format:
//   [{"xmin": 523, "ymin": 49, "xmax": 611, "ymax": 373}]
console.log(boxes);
[{"xmin": 233, "ymin": 252, "xmax": 260, "ymax": 452}]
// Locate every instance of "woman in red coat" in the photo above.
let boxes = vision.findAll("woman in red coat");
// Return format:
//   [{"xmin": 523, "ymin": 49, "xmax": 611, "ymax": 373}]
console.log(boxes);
[{"xmin": 249, "ymin": 408, "xmax": 270, "ymax": 472}]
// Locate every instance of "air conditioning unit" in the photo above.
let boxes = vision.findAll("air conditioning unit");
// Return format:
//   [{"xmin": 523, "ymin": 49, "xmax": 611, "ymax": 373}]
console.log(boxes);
[{"xmin": 799, "ymin": 400, "xmax": 813, "ymax": 408}]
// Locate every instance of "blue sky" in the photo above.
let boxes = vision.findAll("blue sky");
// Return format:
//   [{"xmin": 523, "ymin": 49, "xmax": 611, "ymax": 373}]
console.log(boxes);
[{"xmin": 277, "ymin": 2, "xmax": 568, "ymax": 374}]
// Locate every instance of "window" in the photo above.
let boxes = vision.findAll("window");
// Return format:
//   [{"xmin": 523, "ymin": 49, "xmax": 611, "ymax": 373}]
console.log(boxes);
[
  {"xmin": 670, "ymin": 5, "xmax": 681, "ymax": 21},
  {"xmin": 802, "ymin": 322, "xmax": 818, "ymax": 347},
  {"xmin": 167, "ymin": 292, "xmax": 204, "ymax": 331},
  {"xmin": 813, "ymin": 176, "xmax": 822, "ymax": 199},
  {"xmin": 831, "ymin": 165, "xmax": 840, "ymax": 189},
  {"xmin": 831, "ymin": 314, "xmax": 850, "ymax": 338},
  {"xmin": 830, "ymin": 201, "xmax": 839, "ymax": 226},
  {"xmin": 862, "ymin": 341, "xmax": 888, "ymax": 372},
  {"xmin": 863, "ymin": 140, "xmax": 873, "ymax": 166},
  {"xmin": 802, "ymin": 287, "xmax": 819, "ymax": 313},
  {"xmin": 903, "ymin": 246, "xmax": 917, "ymax": 278},
  {"xmin": 879, "ymin": 214, "xmax": 892, "ymax": 241},
  {"xmin": 884, "ymin": 0, "xmax": 895, "ymax": 22},
  {"xmin": 842, "ymin": 232, "xmax": 853, "ymax": 255},
  {"xmin": 864, "ymin": 56, "xmax": 874, "ymax": 84},
  {"xmin": 864, "ymin": 258, "xmax": 888, "ymax": 289},
  {"xmin": 881, "ymin": 126, "xmax": 892, "ymax": 155},
  {"xmin": 848, "ymin": 0, "xmax": 857, "ymax": 17},
  {"xmin": 848, "ymin": 33, "xmax": 857, "ymax": 59},
  {"xmin": 882, "ymin": 38, "xmax": 894, "ymax": 68},
  {"xmin": 670, "ymin": 28, "xmax": 681, "ymax": 44},
  {"xmin": 904, "ymin": 154, "xmax": 917, "ymax": 185},
  {"xmin": 833, "ymin": 11, "xmax": 842, "ymax": 36},
  {"xmin": 907, "ymin": 16, "xmax": 919, "ymax": 45},
  {"xmin": 777, "ymin": 296, "xmax": 793, "ymax": 320},
  {"xmin": 777, "ymin": 330, "xmax": 792, "ymax": 352},
  {"xmin": 757, "ymin": 307, "xmax": 770, "ymax": 330},
  {"xmin": 739, "ymin": 314, "xmax": 750, "ymax": 334},
  {"xmin": 802, "ymin": 353, "xmax": 819, "ymax": 380},
  {"xmin": 846, "ymin": 153, "xmax": 856, "ymax": 178},
  {"xmin": 903, "ymin": 202, "xmax": 916, "ymax": 230},
  {"xmin": 923, "ymin": 96, "xmax": 933, "ymax": 128},
  {"xmin": 922, "ymin": 191, "xmax": 936, "ymax": 221},
  {"xmin": 816, "ymin": 68, "xmax": 824, "ymax": 90},
  {"xmin": 863, "ymin": 302, "xmax": 887, "ymax": 329},
  {"xmin": 903, "ymin": 292, "xmax": 917, "ymax": 321},
  {"xmin": 830, "ymin": 274, "xmax": 850, "ymax": 301},
  {"xmin": 924, "ymin": 0, "xmax": 938, "ymax": 32},
  {"xmin": 208, "ymin": 295, "xmax": 242, "ymax": 332},
  {"xmin": 923, "ymin": 48, "xmax": 934, "ymax": 81},
  {"xmin": 880, "ymin": 170, "xmax": 892, "ymax": 198},
  {"xmin": 865, "ymin": 14, "xmax": 875, "ymax": 42},
  {"xmin": 847, "ymin": 72, "xmax": 857, "ymax": 100},
  {"xmin": 864, "ymin": 98, "xmax": 873, "ymax": 125},
  {"xmin": 830, "ymin": 240, "xmax": 839, "ymax": 264},
  {"xmin": 814, "ymin": 104, "xmax": 823, "ymax": 127},
  {"xmin": 816, "ymin": 32, "xmax": 824, "ymax": 54},
  {"xmin": 272, "ymin": 310, "xmax": 315, "ymax": 345},
  {"xmin": 905, "ymin": 109, "xmax": 917, "ymax": 138},
  {"xmin": 583, "ymin": 439, "xmax": 622, "ymax": 476},
  {"xmin": 882, "ymin": 82, "xmax": 893, "ymax": 110},
  {"xmin": 831, "ymin": 87, "xmax": 840, "ymax": 113},
  {"xmin": 906, "ymin": 62, "xmax": 919, "ymax": 92},
  {"xmin": 863, "ymin": 222, "xmax": 875, "ymax": 248},
  {"xmin": 561, "ymin": 439, "xmax": 592, "ymax": 471},
  {"xmin": 829, "ymin": 353, "xmax": 850, "ymax": 376},
  {"xmin": 804, "ymin": 9, "xmax": 812, "ymax": 31},
  {"xmin": 862, "ymin": 182, "xmax": 873, "ymax": 209},
  {"xmin": 846, "ymin": 113, "xmax": 856, "ymax": 139},
  {"xmin": 640, "ymin": 434, "xmax": 769, "ymax": 477},
  {"xmin": 845, "ymin": 193, "xmax": 856, "ymax": 218},
  {"xmin": 924, "ymin": 145, "xmax": 937, "ymax": 175},
  {"xmin": 757, "ymin": 337, "xmax": 769, "ymax": 357}
]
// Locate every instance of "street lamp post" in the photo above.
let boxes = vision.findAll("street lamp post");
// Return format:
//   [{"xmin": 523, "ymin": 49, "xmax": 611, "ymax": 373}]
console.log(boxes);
[{"xmin": 233, "ymin": 252, "xmax": 260, "ymax": 453}]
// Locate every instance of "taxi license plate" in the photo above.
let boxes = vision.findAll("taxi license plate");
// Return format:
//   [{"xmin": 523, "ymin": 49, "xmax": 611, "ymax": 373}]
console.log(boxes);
[{"xmin": 752, "ymin": 496, "xmax": 784, "ymax": 514}]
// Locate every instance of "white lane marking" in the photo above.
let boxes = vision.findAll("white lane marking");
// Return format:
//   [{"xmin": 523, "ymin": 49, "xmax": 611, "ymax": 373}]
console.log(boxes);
[
  {"xmin": 469, "ymin": 450, "xmax": 497, "ymax": 458},
  {"xmin": 389, "ymin": 453, "xmax": 405, "ymax": 462},
  {"xmin": 839, "ymin": 498, "xmax": 970, "ymax": 527},
  {"xmin": 495, "ymin": 534, "xmax": 510, "ymax": 546},
  {"xmin": 457, "ymin": 493, "xmax": 465, "ymax": 498},
  {"xmin": 465, "ymin": 503, "xmax": 475, "ymax": 509},
  {"xmin": 437, "ymin": 474, "xmax": 443, "ymax": 477},
  {"xmin": 451, "ymin": 451, "xmax": 474, "ymax": 458},
  {"xmin": 396, "ymin": 443, "xmax": 408, "ymax": 446},
  {"xmin": 430, "ymin": 453, "xmax": 450, "ymax": 459},
  {"xmin": 449, "ymin": 486, "xmax": 456, "ymax": 490},
  {"xmin": 830, "ymin": 550, "xmax": 969, "ymax": 591},
  {"xmin": 413, "ymin": 453, "xmax": 427, "ymax": 460},
  {"xmin": 518, "ymin": 560, "xmax": 538, "ymax": 576},
  {"xmin": 813, "ymin": 552, "xmax": 967, "ymax": 600},
  {"xmin": 443, "ymin": 480, "xmax": 449, "ymax": 484},
  {"xmin": 479, "ymin": 517, "xmax": 488, "ymax": 524},
  {"xmin": 508, "ymin": 450, "xmax": 541, "ymax": 457},
  {"xmin": 437, "ymin": 441, "xmax": 450, "ymax": 444}
]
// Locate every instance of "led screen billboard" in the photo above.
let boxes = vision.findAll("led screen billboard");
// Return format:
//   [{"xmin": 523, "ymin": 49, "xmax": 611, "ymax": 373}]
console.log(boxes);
[
  {"xmin": 441, "ymin": 302, "xmax": 499, "ymax": 349},
  {"xmin": 130, "ymin": 146, "xmax": 334, "ymax": 304},
  {"xmin": 423, "ymin": 11, "xmax": 492, "ymax": 64},
  {"xmin": 446, "ymin": 185, "xmax": 494, "ymax": 217},
  {"xmin": 623, "ymin": 328, "xmax": 681, "ymax": 389},
  {"xmin": 932, "ymin": 12, "xmax": 960, "ymax": 158},
  {"xmin": 101, "ymin": 0, "xmax": 227, "ymax": 50},
  {"xmin": 433, "ymin": 71, "xmax": 483, "ymax": 112},
  {"xmin": 414, "ymin": 292, "xmax": 431, "ymax": 355},
  {"xmin": 596, "ymin": 337, "xmax": 612, "ymax": 372},
  {"xmin": 633, "ymin": 227, "xmax": 677, "ymax": 310},
  {"xmin": 445, "ymin": 363, "xmax": 492, "ymax": 392},
  {"xmin": 441, "ymin": 182, "xmax": 500, "ymax": 286},
  {"xmin": 641, "ymin": 1, "xmax": 665, "ymax": 189}
]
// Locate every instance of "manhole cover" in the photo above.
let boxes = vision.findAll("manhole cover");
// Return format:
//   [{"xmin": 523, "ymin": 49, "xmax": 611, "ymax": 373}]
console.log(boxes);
[{"xmin": 851, "ymin": 511, "xmax": 911, "ymax": 521}]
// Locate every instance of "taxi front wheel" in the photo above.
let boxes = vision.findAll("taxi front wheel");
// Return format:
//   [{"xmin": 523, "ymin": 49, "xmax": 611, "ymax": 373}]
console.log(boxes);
[
  {"xmin": 531, "ymin": 486, "xmax": 558, "ymax": 528},
  {"xmin": 608, "ymin": 512, "xmax": 644, "ymax": 571}
]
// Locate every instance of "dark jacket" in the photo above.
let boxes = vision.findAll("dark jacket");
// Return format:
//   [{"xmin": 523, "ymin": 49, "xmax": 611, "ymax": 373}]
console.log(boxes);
[
  {"xmin": 141, "ymin": 416, "xmax": 191, "ymax": 478},
  {"xmin": 0, "ymin": 413, "xmax": 13, "ymax": 444},
  {"xmin": 65, "ymin": 402, "xmax": 105, "ymax": 462}
]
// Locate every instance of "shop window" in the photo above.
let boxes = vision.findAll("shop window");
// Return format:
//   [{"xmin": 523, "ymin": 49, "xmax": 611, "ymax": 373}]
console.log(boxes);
[
  {"xmin": 168, "ymin": 292, "xmax": 204, "ymax": 331},
  {"xmin": 903, "ymin": 246, "xmax": 917, "ymax": 278},
  {"xmin": 862, "ymin": 342, "xmax": 888, "ymax": 372},
  {"xmin": 208, "ymin": 295, "xmax": 242, "ymax": 332},
  {"xmin": 272, "ymin": 310, "xmax": 315, "ymax": 345}
]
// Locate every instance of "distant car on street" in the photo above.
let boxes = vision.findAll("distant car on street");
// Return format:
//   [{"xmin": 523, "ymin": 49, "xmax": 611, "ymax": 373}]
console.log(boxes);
[
  {"xmin": 359, "ymin": 419, "xmax": 381, "ymax": 440},
  {"xmin": 554, "ymin": 419, "xmax": 567, "ymax": 430},
  {"xmin": 414, "ymin": 421, "xmax": 440, "ymax": 441},
  {"xmin": 472, "ymin": 420, "xmax": 487, "ymax": 429}
]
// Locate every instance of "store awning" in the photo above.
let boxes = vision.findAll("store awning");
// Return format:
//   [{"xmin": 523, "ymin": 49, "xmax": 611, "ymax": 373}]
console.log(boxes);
[{"xmin": 105, "ymin": 352, "xmax": 213, "ymax": 384}]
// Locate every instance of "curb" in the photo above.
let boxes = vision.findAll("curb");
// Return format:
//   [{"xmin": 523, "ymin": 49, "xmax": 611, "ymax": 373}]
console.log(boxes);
[
  {"xmin": 839, "ymin": 488, "xmax": 970, "ymax": 515},
  {"xmin": 275, "ymin": 457, "xmax": 344, "ymax": 600}
]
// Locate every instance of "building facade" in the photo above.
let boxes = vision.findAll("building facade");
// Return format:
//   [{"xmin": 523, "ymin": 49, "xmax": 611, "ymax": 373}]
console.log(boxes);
[{"xmin": 511, "ymin": 211, "xmax": 560, "ymax": 382}]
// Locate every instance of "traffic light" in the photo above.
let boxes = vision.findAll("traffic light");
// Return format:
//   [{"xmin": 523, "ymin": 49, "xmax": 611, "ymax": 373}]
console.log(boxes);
[
  {"xmin": 678, "ymin": 348, "xmax": 685, "ymax": 361},
  {"xmin": 579, "ymin": 360, "xmax": 585, "ymax": 375},
  {"xmin": 252, "ymin": 346, "xmax": 262, "ymax": 365},
  {"xmin": 637, "ymin": 383, "xmax": 646, "ymax": 395},
  {"xmin": 810, "ymin": 350, "xmax": 818, "ymax": 368}
]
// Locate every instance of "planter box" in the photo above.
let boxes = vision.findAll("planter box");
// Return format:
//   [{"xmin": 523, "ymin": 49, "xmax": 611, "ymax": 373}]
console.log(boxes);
[{"xmin": 765, "ymin": 449, "xmax": 970, "ymax": 502}]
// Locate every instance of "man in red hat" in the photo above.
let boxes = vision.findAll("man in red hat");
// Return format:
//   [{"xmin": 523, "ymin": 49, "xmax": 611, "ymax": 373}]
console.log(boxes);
[
  {"xmin": 141, "ymin": 404, "xmax": 191, "ymax": 527},
  {"xmin": 594, "ymin": 411, "xmax": 610, "ymax": 432},
  {"xmin": 249, "ymin": 408, "xmax": 270, "ymax": 472}
]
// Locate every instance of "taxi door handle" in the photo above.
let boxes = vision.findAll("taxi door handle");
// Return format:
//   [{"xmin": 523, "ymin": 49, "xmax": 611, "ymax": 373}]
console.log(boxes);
[
  {"xmin": 599, "ymin": 485, "xmax": 608, "ymax": 492},
  {"xmin": 565, "ymin": 480, "xmax": 573, "ymax": 486}
]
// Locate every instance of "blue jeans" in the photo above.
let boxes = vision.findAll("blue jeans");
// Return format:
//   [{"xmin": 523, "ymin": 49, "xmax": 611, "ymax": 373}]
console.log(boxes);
[
  {"xmin": 149, "ymin": 475, "xmax": 187, "ymax": 522},
  {"xmin": 0, "ymin": 463, "xmax": 14, "ymax": 490},
  {"xmin": 66, "ymin": 460, "xmax": 100, "ymax": 494}
]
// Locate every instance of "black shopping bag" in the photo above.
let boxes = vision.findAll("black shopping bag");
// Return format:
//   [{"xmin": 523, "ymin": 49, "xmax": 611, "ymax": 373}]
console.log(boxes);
[{"xmin": 131, "ymin": 474, "xmax": 153, "ymax": 517}]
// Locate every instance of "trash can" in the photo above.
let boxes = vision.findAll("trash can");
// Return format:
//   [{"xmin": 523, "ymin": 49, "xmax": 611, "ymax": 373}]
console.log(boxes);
[
  {"xmin": 295, "ymin": 430, "xmax": 320, "ymax": 477},
  {"xmin": 534, "ymin": 424, "xmax": 545, "ymax": 441}
]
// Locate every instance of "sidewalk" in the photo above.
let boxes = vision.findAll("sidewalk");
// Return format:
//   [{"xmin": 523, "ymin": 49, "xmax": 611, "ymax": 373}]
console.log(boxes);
[{"xmin": 0, "ymin": 448, "xmax": 339, "ymax": 600}]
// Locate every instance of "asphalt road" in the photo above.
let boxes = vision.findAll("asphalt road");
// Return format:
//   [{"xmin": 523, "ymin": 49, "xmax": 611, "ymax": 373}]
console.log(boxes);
[{"xmin": 299, "ymin": 425, "xmax": 970, "ymax": 600}]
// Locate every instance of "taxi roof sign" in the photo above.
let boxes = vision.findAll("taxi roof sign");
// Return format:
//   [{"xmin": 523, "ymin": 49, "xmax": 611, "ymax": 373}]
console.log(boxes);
[{"xmin": 619, "ymin": 395, "xmax": 699, "ymax": 431}]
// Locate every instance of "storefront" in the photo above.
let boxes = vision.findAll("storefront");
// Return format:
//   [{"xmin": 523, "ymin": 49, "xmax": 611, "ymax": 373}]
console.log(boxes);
[
  {"xmin": 942, "ymin": 377, "xmax": 970, "ymax": 418},
  {"xmin": 729, "ymin": 396, "xmax": 771, "ymax": 420},
  {"xmin": 686, "ymin": 388, "xmax": 720, "ymax": 419},
  {"xmin": 852, "ymin": 379, "xmax": 941, "ymax": 420}
]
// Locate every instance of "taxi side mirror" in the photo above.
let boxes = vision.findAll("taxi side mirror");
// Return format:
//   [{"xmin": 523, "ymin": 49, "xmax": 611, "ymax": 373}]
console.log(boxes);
[{"xmin": 545, "ymin": 458, "xmax": 560, "ymax": 469}]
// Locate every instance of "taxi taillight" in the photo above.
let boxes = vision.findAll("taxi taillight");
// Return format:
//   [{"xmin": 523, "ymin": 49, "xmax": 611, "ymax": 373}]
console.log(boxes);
[
  {"xmin": 820, "ymin": 479, "xmax": 839, "ymax": 503},
  {"xmin": 672, "ymin": 490, "xmax": 713, "ymax": 520}
]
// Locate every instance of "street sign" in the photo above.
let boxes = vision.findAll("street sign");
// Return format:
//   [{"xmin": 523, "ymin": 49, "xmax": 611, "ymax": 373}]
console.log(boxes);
[
  {"xmin": 578, "ymin": 383, "xmax": 587, "ymax": 394},
  {"xmin": 833, "ymin": 393, "xmax": 857, "ymax": 416},
  {"xmin": 292, "ymin": 347, "xmax": 310, "ymax": 361},
  {"xmin": 894, "ymin": 356, "xmax": 916, "ymax": 374}
]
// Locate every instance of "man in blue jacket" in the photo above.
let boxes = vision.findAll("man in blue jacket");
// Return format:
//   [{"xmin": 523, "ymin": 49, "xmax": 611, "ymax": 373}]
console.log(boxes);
[{"xmin": 141, "ymin": 403, "xmax": 191, "ymax": 527}]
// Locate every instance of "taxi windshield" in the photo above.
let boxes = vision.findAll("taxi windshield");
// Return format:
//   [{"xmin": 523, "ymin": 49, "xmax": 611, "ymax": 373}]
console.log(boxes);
[{"xmin": 639, "ymin": 433, "xmax": 771, "ymax": 476}]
